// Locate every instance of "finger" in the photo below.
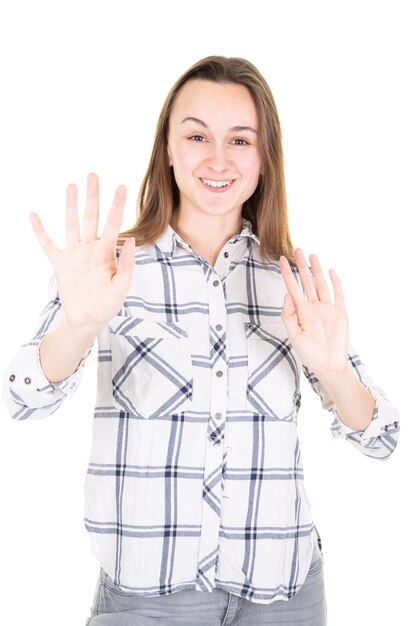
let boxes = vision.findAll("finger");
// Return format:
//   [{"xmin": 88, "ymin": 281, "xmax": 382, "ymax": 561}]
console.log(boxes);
[
  {"xmin": 294, "ymin": 248, "xmax": 319, "ymax": 302},
  {"xmin": 309, "ymin": 254, "xmax": 331, "ymax": 302},
  {"xmin": 279, "ymin": 254, "xmax": 308, "ymax": 310},
  {"xmin": 112, "ymin": 237, "xmax": 135, "ymax": 294},
  {"xmin": 65, "ymin": 183, "xmax": 81, "ymax": 247},
  {"xmin": 101, "ymin": 184, "xmax": 127, "ymax": 243},
  {"xmin": 329, "ymin": 268, "xmax": 345, "ymax": 308},
  {"xmin": 29, "ymin": 212, "xmax": 59, "ymax": 263},
  {"xmin": 82, "ymin": 172, "xmax": 100, "ymax": 242}
]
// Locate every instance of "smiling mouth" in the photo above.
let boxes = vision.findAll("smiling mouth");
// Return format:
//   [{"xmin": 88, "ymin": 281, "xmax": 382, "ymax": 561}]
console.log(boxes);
[{"xmin": 200, "ymin": 178, "xmax": 236, "ymax": 191}]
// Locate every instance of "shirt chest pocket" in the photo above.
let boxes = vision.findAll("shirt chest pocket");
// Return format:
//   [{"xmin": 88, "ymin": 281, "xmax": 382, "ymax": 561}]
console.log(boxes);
[
  {"xmin": 109, "ymin": 315, "xmax": 193, "ymax": 419},
  {"xmin": 245, "ymin": 321, "xmax": 300, "ymax": 420}
]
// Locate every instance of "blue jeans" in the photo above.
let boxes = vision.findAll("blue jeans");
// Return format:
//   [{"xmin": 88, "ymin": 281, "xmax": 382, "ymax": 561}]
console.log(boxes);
[{"xmin": 85, "ymin": 552, "xmax": 326, "ymax": 626}]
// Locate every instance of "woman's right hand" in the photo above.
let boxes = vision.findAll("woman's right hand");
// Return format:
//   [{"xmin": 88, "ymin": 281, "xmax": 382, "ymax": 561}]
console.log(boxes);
[{"xmin": 29, "ymin": 172, "xmax": 136, "ymax": 334}]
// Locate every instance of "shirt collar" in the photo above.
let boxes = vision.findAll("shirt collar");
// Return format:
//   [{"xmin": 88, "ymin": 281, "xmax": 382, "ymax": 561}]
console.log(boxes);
[{"xmin": 154, "ymin": 217, "xmax": 260, "ymax": 257}]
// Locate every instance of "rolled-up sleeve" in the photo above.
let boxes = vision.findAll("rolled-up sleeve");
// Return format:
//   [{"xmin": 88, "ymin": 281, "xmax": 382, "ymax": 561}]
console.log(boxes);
[
  {"xmin": 302, "ymin": 343, "xmax": 400, "ymax": 460},
  {"xmin": 2, "ymin": 289, "xmax": 94, "ymax": 420}
]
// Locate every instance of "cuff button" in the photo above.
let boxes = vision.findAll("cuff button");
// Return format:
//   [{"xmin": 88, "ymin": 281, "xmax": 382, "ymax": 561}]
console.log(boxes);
[
  {"xmin": 9, "ymin": 374, "xmax": 15, "ymax": 382},
  {"xmin": 394, "ymin": 421, "xmax": 399, "ymax": 428},
  {"xmin": 384, "ymin": 424, "xmax": 389, "ymax": 432},
  {"xmin": 24, "ymin": 377, "xmax": 32, "ymax": 385}
]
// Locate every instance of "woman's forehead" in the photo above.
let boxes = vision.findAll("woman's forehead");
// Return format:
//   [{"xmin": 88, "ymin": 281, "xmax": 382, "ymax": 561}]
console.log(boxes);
[{"xmin": 170, "ymin": 79, "xmax": 258, "ymax": 127}]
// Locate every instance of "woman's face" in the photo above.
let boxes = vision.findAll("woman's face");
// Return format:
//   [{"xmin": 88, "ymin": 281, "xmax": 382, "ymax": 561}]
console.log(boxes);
[{"xmin": 167, "ymin": 79, "xmax": 262, "ymax": 221}]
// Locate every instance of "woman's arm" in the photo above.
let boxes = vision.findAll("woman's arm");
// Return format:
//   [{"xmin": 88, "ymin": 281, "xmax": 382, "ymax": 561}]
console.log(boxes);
[
  {"xmin": 279, "ymin": 248, "xmax": 400, "ymax": 459},
  {"xmin": 2, "ymin": 173, "xmax": 136, "ymax": 419},
  {"xmin": 303, "ymin": 344, "xmax": 400, "ymax": 460},
  {"xmin": 2, "ymin": 290, "xmax": 95, "ymax": 420}
]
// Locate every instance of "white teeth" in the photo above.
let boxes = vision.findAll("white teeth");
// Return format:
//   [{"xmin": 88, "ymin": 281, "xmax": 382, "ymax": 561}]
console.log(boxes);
[{"xmin": 202, "ymin": 178, "xmax": 233, "ymax": 188}]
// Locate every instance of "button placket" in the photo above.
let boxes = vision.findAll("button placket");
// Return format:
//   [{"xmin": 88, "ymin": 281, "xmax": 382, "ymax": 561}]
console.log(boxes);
[
  {"xmin": 211, "ymin": 281, "xmax": 227, "ymax": 425},
  {"xmin": 195, "ymin": 270, "xmax": 228, "ymax": 591},
  {"xmin": 213, "ymin": 243, "xmax": 232, "ymax": 279},
  {"xmin": 209, "ymin": 275, "xmax": 227, "ymax": 425}
]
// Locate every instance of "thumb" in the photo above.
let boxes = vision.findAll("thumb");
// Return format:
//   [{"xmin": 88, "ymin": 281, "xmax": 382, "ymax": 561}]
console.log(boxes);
[
  {"xmin": 113, "ymin": 237, "xmax": 135, "ymax": 294},
  {"xmin": 281, "ymin": 292, "xmax": 301, "ymax": 341}
]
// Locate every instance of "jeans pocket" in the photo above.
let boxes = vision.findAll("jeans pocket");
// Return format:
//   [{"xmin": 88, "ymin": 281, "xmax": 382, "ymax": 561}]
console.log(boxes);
[
  {"xmin": 308, "ymin": 555, "xmax": 324, "ymax": 575},
  {"xmin": 101, "ymin": 582, "xmax": 141, "ymax": 612},
  {"xmin": 85, "ymin": 573, "xmax": 104, "ymax": 624}
]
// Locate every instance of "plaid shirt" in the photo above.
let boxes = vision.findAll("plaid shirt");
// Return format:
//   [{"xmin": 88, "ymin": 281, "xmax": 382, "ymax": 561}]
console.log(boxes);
[{"xmin": 2, "ymin": 218, "xmax": 400, "ymax": 604}]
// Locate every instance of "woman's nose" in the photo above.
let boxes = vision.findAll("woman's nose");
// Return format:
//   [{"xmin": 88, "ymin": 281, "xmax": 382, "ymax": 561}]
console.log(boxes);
[{"xmin": 205, "ymin": 143, "xmax": 231, "ymax": 172}]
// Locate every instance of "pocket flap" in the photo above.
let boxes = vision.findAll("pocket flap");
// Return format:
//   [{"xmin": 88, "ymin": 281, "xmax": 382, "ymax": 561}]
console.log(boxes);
[
  {"xmin": 244, "ymin": 320, "xmax": 287, "ymax": 340},
  {"xmin": 109, "ymin": 315, "xmax": 188, "ymax": 339}
]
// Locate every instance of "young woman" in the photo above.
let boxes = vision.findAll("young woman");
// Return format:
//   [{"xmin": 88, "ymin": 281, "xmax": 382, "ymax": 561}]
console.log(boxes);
[{"xmin": 3, "ymin": 56, "xmax": 400, "ymax": 626}]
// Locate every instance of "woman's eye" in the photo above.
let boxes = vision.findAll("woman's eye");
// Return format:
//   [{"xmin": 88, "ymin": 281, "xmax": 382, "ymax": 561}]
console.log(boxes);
[{"xmin": 187, "ymin": 135, "xmax": 249, "ymax": 145}]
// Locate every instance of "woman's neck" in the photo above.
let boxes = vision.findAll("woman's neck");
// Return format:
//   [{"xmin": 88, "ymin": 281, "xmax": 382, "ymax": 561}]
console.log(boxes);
[{"xmin": 169, "ymin": 209, "xmax": 243, "ymax": 266}]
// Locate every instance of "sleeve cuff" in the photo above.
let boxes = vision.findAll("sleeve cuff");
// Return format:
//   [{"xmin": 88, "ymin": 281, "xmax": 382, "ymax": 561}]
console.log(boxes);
[{"xmin": 3, "ymin": 335, "xmax": 93, "ymax": 416}]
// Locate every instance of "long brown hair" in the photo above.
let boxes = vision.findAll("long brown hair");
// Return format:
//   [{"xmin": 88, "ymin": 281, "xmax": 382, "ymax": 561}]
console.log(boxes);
[{"xmin": 119, "ymin": 55, "xmax": 296, "ymax": 265}]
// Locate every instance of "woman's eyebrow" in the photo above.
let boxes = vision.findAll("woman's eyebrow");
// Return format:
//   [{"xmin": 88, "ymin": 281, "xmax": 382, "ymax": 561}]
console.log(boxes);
[{"xmin": 181, "ymin": 116, "xmax": 258, "ymax": 134}]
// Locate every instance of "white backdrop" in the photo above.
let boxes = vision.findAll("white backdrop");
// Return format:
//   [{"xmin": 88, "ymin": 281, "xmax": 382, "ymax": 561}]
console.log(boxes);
[{"xmin": 0, "ymin": 1, "xmax": 415, "ymax": 624}]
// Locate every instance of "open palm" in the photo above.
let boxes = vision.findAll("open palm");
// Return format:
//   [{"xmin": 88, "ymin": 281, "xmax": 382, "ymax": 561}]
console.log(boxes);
[
  {"xmin": 29, "ymin": 173, "xmax": 136, "ymax": 331},
  {"xmin": 279, "ymin": 249, "xmax": 349, "ymax": 377}
]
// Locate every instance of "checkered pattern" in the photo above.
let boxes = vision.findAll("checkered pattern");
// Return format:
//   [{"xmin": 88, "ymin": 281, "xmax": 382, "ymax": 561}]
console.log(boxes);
[{"xmin": 2, "ymin": 218, "xmax": 400, "ymax": 604}]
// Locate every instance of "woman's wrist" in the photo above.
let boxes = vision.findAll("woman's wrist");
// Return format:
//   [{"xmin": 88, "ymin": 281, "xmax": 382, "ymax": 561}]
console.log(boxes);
[{"xmin": 39, "ymin": 315, "xmax": 103, "ymax": 384}]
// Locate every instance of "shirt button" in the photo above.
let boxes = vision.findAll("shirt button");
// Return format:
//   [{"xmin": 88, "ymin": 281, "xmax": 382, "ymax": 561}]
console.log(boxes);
[
  {"xmin": 24, "ymin": 377, "xmax": 32, "ymax": 385},
  {"xmin": 215, "ymin": 324, "xmax": 223, "ymax": 331},
  {"xmin": 224, "ymin": 251, "xmax": 229, "ymax": 258},
  {"xmin": 9, "ymin": 374, "xmax": 16, "ymax": 382},
  {"xmin": 216, "ymin": 370, "xmax": 223, "ymax": 377},
  {"xmin": 384, "ymin": 424, "xmax": 389, "ymax": 432},
  {"xmin": 214, "ymin": 412, "xmax": 222, "ymax": 420},
  {"xmin": 70, "ymin": 383, "xmax": 76, "ymax": 389},
  {"xmin": 213, "ymin": 279, "xmax": 220, "ymax": 287},
  {"xmin": 394, "ymin": 421, "xmax": 399, "ymax": 428}
]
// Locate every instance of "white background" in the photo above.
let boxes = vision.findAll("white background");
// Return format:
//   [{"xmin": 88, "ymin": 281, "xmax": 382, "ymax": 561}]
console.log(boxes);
[{"xmin": 0, "ymin": 1, "xmax": 415, "ymax": 624}]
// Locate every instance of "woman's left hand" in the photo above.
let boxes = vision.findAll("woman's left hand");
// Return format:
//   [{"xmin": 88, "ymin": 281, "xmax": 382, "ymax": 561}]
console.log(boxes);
[{"xmin": 279, "ymin": 248, "xmax": 349, "ymax": 379}]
